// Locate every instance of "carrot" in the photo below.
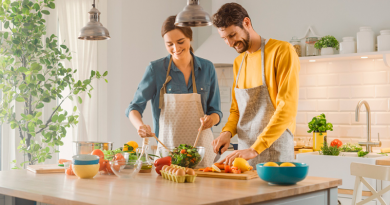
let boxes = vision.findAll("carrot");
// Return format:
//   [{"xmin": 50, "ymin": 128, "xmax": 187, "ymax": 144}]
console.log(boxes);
[
  {"xmin": 198, "ymin": 168, "xmax": 205, "ymax": 171},
  {"xmin": 224, "ymin": 165, "xmax": 232, "ymax": 173},
  {"xmin": 58, "ymin": 159, "xmax": 71, "ymax": 164},
  {"xmin": 213, "ymin": 163, "xmax": 225, "ymax": 170}
]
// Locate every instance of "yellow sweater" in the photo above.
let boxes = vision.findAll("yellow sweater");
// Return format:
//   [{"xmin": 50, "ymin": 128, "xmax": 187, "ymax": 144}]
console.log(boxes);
[{"xmin": 222, "ymin": 39, "xmax": 300, "ymax": 154}]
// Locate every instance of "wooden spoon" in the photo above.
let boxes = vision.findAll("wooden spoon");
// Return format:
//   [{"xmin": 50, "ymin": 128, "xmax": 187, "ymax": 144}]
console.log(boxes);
[{"xmin": 194, "ymin": 115, "xmax": 207, "ymax": 148}]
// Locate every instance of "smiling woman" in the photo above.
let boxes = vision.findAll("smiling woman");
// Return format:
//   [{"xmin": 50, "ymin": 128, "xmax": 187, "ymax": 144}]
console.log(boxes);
[{"xmin": 125, "ymin": 15, "xmax": 222, "ymax": 168}]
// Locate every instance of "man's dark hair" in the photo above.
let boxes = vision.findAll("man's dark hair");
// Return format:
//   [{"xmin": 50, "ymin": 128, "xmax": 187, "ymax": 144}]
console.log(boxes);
[{"xmin": 212, "ymin": 3, "xmax": 250, "ymax": 29}]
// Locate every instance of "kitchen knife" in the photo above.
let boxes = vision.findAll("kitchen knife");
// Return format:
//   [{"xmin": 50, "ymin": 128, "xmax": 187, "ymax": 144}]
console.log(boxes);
[{"xmin": 213, "ymin": 145, "xmax": 224, "ymax": 163}]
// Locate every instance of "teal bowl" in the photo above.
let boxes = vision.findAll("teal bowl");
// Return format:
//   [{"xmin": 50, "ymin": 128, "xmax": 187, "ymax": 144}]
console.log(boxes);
[{"xmin": 256, "ymin": 162, "xmax": 309, "ymax": 185}]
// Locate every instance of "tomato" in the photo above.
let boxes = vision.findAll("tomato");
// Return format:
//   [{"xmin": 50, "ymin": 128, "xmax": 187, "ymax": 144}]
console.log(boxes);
[
  {"xmin": 180, "ymin": 149, "xmax": 186, "ymax": 154},
  {"xmin": 330, "ymin": 139, "xmax": 343, "ymax": 148},
  {"xmin": 105, "ymin": 160, "xmax": 114, "ymax": 174},
  {"xmin": 154, "ymin": 156, "xmax": 171, "ymax": 167},
  {"xmin": 66, "ymin": 164, "xmax": 75, "ymax": 175},
  {"xmin": 232, "ymin": 168, "xmax": 241, "ymax": 174},
  {"xmin": 155, "ymin": 165, "xmax": 164, "ymax": 175},
  {"xmin": 114, "ymin": 153, "xmax": 126, "ymax": 166},
  {"xmin": 91, "ymin": 149, "xmax": 105, "ymax": 171}
]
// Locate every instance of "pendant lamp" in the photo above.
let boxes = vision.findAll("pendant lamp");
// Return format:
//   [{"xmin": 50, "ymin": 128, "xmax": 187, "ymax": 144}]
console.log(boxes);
[
  {"xmin": 175, "ymin": 0, "xmax": 212, "ymax": 27},
  {"xmin": 78, "ymin": 0, "xmax": 110, "ymax": 40}
]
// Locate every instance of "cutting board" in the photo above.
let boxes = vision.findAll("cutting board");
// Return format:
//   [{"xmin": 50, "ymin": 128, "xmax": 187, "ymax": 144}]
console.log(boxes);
[
  {"xmin": 195, "ymin": 170, "xmax": 259, "ymax": 180},
  {"xmin": 27, "ymin": 164, "xmax": 65, "ymax": 174}
]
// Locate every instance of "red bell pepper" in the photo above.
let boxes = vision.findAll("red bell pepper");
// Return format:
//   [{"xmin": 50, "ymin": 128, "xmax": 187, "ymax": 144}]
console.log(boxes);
[{"xmin": 154, "ymin": 156, "xmax": 171, "ymax": 175}]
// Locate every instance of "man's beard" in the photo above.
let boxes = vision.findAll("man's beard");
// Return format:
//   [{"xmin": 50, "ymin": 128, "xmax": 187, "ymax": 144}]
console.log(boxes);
[{"xmin": 233, "ymin": 29, "xmax": 250, "ymax": 53}]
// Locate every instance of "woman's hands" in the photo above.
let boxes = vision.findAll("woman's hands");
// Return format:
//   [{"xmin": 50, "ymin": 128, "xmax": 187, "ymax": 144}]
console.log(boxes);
[
  {"xmin": 199, "ymin": 113, "xmax": 220, "ymax": 131},
  {"xmin": 137, "ymin": 124, "xmax": 155, "ymax": 138}
]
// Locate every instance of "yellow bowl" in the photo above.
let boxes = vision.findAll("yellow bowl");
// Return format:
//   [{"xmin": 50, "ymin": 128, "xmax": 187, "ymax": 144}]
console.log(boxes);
[{"xmin": 72, "ymin": 164, "xmax": 99, "ymax": 179}]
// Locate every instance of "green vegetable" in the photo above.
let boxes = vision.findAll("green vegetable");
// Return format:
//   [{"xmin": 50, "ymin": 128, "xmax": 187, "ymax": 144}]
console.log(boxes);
[
  {"xmin": 102, "ymin": 148, "xmax": 123, "ymax": 161},
  {"xmin": 340, "ymin": 143, "xmax": 363, "ymax": 152},
  {"xmin": 307, "ymin": 113, "xmax": 333, "ymax": 135},
  {"xmin": 170, "ymin": 144, "xmax": 201, "ymax": 168},
  {"xmin": 358, "ymin": 151, "xmax": 369, "ymax": 157},
  {"xmin": 378, "ymin": 153, "xmax": 388, "ymax": 156},
  {"xmin": 320, "ymin": 144, "xmax": 340, "ymax": 156},
  {"xmin": 314, "ymin": 35, "xmax": 340, "ymax": 50}
]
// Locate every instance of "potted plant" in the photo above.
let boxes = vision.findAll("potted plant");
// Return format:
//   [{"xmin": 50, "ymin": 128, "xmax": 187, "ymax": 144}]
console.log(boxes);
[
  {"xmin": 0, "ymin": 0, "xmax": 108, "ymax": 167},
  {"xmin": 314, "ymin": 35, "xmax": 339, "ymax": 55},
  {"xmin": 307, "ymin": 114, "xmax": 333, "ymax": 151}
]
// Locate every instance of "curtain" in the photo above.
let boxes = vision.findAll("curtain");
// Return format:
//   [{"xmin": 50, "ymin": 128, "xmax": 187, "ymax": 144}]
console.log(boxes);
[{"xmin": 57, "ymin": 0, "xmax": 98, "ymax": 142}]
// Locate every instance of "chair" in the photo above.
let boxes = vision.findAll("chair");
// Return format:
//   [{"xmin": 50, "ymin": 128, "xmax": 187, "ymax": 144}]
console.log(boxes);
[{"xmin": 350, "ymin": 162, "xmax": 390, "ymax": 205}]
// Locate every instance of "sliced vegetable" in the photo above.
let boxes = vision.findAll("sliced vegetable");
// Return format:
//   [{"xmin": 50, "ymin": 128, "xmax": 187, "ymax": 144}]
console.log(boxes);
[
  {"xmin": 213, "ymin": 163, "xmax": 225, "ymax": 170},
  {"xmin": 211, "ymin": 164, "xmax": 221, "ymax": 173}
]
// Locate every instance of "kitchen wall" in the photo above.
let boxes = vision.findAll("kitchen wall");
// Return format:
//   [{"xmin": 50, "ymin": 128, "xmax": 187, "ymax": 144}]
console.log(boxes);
[
  {"xmin": 297, "ymin": 59, "xmax": 390, "ymax": 147},
  {"xmin": 101, "ymin": 0, "xmax": 390, "ymax": 147}
]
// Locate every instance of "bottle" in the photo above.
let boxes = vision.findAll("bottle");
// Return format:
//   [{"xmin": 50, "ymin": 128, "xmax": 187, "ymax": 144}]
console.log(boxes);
[
  {"xmin": 136, "ymin": 138, "xmax": 153, "ymax": 173},
  {"xmin": 357, "ymin": 27, "xmax": 375, "ymax": 53}
]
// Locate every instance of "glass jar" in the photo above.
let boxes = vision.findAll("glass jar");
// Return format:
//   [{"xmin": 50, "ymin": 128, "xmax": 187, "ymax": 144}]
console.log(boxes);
[
  {"xmin": 306, "ymin": 37, "xmax": 319, "ymax": 56},
  {"xmin": 289, "ymin": 36, "xmax": 302, "ymax": 57}
]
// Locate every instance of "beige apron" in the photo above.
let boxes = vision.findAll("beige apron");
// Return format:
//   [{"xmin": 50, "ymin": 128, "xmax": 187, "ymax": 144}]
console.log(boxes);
[
  {"xmin": 157, "ymin": 56, "xmax": 215, "ymax": 168},
  {"xmin": 235, "ymin": 37, "xmax": 294, "ymax": 169}
]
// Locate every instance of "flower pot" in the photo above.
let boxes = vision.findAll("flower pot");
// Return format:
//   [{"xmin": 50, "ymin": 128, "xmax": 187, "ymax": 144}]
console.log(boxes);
[
  {"xmin": 321, "ymin": 47, "xmax": 334, "ymax": 55},
  {"xmin": 313, "ymin": 132, "xmax": 327, "ymax": 151}
]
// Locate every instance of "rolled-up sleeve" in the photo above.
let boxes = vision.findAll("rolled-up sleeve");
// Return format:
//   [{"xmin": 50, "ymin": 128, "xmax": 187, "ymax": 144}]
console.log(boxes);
[
  {"xmin": 206, "ymin": 65, "xmax": 223, "ymax": 126},
  {"xmin": 125, "ymin": 63, "xmax": 156, "ymax": 118}
]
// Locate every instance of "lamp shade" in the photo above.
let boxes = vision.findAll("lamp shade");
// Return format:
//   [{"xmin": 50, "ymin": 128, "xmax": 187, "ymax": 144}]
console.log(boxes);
[
  {"xmin": 78, "ymin": 7, "xmax": 110, "ymax": 40},
  {"xmin": 175, "ymin": 0, "xmax": 212, "ymax": 27}
]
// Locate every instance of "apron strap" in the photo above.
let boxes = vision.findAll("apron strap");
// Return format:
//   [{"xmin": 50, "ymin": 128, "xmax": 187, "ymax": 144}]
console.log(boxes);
[
  {"xmin": 235, "ymin": 36, "xmax": 266, "ymax": 88},
  {"xmin": 159, "ymin": 56, "xmax": 197, "ymax": 109}
]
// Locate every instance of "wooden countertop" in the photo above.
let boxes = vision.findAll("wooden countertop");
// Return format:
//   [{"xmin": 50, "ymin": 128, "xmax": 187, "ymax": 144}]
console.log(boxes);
[
  {"xmin": 0, "ymin": 170, "xmax": 341, "ymax": 205},
  {"xmin": 376, "ymin": 157, "xmax": 390, "ymax": 166}
]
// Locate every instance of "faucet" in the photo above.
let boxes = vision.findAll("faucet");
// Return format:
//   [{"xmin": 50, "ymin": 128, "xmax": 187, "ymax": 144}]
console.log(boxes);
[{"xmin": 355, "ymin": 100, "xmax": 381, "ymax": 153}]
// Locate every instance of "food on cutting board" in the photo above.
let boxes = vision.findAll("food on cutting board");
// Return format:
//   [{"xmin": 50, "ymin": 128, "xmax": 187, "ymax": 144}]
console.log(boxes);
[
  {"xmin": 161, "ymin": 164, "xmax": 197, "ymax": 183},
  {"xmin": 170, "ymin": 144, "xmax": 201, "ymax": 168},
  {"xmin": 199, "ymin": 158, "xmax": 253, "ymax": 174},
  {"xmin": 154, "ymin": 156, "xmax": 172, "ymax": 175}
]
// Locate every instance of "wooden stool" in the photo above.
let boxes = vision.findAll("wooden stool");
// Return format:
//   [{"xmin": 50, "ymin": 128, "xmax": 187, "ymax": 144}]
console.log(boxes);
[{"xmin": 350, "ymin": 162, "xmax": 390, "ymax": 205}]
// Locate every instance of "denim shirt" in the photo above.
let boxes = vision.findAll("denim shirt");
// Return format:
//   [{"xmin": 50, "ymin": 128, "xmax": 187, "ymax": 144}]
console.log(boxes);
[{"xmin": 125, "ymin": 52, "xmax": 222, "ymax": 137}]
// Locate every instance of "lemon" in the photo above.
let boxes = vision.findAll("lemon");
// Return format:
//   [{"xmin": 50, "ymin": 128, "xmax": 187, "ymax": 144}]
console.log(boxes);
[
  {"xmin": 211, "ymin": 164, "xmax": 221, "ymax": 173},
  {"xmin": 280, "ymin": 162, "xmax": 296, "ymax": 167},
  {"xmin": 263, "ymin": 162, "xmax": 279, "ymax": 167},
  {"xmin": 123, "ymin": 141, "xmax": 138, "ymax": 152},
  {"xmin": 233, "ymin": 158, "xmax": 251, "ymax": 171}
]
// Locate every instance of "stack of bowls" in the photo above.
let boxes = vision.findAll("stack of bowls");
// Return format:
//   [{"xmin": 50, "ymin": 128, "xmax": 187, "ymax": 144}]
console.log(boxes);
[{"xmin": 72, "ymin": 154, "xmax": 100, "ymax": 179}]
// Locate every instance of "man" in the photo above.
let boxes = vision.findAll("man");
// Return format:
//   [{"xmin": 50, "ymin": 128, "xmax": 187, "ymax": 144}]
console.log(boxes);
[{"xmin": 212, "ymin": 3, "xmax": 300, "ymax": 168}]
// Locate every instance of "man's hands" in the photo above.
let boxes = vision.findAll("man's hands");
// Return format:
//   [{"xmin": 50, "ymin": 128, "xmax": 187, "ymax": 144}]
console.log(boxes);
[
  {"xmin": 212, "ymin": 131, "xmax": 231, "ymax": 154},
  {"xmin": 219, "ymin": 148, "xmax": 259, "ymax": 165}
]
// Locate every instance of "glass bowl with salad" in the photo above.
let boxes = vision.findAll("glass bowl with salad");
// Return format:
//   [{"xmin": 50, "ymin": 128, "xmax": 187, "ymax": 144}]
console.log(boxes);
[{"xmin": 159, "ymin": 144, "xmax": 205, "ymax": 169}]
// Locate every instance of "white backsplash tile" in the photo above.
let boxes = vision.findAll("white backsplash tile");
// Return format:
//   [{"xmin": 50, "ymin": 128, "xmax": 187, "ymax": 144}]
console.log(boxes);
[
  {"xmin": 340, "ymin": 99, "xmax": 363, "ymax": 111},
  {"xmin": 339, "ymin": 125, "xmax": 364, "ymax": 138},
  {"xmin": 328, "ymin": 86, "xmax": 351, "ymax": 99},
  {"xmin": 318, "ymin": 100, "xmax": 339, "ymax": 111},
  {"xmin": 376, "ymin": 85, "xmax": 390, "ymax": 98},
  {"xmin": 350, "ymin": 85, "xmax": 375, "ymax": 98},
  {"xmin": 296, "ymin": 112, "xmax": 306, "ymax": 124},
  {"xmin": 374, "ymin": 59, "xmax": 390, "ymax": 71},
  {"xmin": 366, "ymin": 99, "xmax": 389, "ymax": 111},
  {"xmin": 300, "ymin": 75, "xmax": 318, "ymax": 87},
  {"xmin": 339, "ymin": 73, "xmax": 363, "ymax": 85},
  {"xmin": 307, "ymin": 87, "xmax": 327, "ymax": 99},
  {"xmin": 376, "ymin": 112, "xmax": 390, "ymax": 125},
  {"xmin": 307, "ymin": 62, "xmax": 328, "ymax": 74},
  {"xmin": 350, "ymin": 59, "xmax": 375, "ymax": 71},
  {"xmin": 326, "ymin": 112, "xmax": 351, "ymax": 125},
  {"xmin": 363, "ymin": 71, "xmax": 388, "ymax": 85},
  {"xmin": 327, "ymin": 61, "xmax": 350, "ymax": 73},
  {"xmin": 317, "ymin": 74, "xmax": 339, "ymax": 86},
  {"xmin": 371, "ymin": 126, "xmax": 390, "ymax": 140},
  {"xmin": 299, "ymin": 88, "xmax": 306, "ymax": 99},
  {"xmin": 298, "ymin": 100, "xmax": 317, "ymax": 111}
]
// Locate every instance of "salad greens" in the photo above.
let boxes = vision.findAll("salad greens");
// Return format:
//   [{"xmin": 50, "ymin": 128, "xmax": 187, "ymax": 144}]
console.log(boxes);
[
  {"xmin": 358, "ymin": 151, "xmax": 369, "ymax": 157},
  {"xmin": 340, "ymin": 143, "xmax": 363, "ymax": 152},
  {"xmin": 102, "ymin": 148, "xmax": 123, "ymax": 161},
  {"xmin": 307, "ymin": 113, "xmax": 333, "ymax": 135},
  {"xmin": 170, "ymin": 144, "xmax": 201, "ymax": 168}
]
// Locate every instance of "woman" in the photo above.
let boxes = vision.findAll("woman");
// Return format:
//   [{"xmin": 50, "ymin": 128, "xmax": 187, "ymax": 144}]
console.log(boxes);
[{"xmin": 125, "ymin": 16, "xmax": 222, "ymax": 167}]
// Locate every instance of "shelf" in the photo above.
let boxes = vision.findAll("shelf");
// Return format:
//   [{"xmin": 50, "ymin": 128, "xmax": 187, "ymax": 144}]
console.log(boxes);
[{"xmin": 299, "ymin": 51, "xmax": 390, "ymax": 66}]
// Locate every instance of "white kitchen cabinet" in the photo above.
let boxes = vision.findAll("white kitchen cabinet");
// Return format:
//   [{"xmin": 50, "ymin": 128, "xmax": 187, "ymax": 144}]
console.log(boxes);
[{"xmin": 338, "ymin": 197, "xmax": 377, "ymax": 205}]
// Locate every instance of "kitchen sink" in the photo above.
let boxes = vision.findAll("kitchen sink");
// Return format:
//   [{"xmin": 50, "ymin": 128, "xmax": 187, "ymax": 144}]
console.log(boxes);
[{"xmin": 296, "ymin": 152, "xmax": 388, "ymax": 191}]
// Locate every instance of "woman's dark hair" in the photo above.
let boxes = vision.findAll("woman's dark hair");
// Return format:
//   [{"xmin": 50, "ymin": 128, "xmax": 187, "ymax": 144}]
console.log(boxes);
[
  {"xmin": 161, "ymin": 15, "xmax": 194, "ymax": 53},
  {"xmin": 212, "ymin": 3, "xmax": 250, "ymax": 29}
]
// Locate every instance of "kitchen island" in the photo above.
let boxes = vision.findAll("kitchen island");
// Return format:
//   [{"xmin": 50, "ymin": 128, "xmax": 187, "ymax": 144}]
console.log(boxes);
[{"xmin": 0, "ymin": 170, "xmax": 341, "ymax": 205}]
